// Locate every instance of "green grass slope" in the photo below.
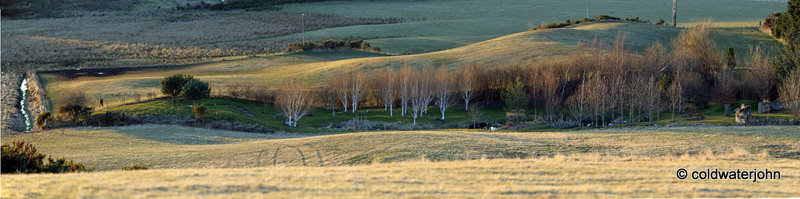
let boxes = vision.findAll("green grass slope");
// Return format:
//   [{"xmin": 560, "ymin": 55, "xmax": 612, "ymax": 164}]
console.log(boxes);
[
  {"xmin": 2, "ymin": 125, "xmax": 798, "ymax": 171},
  {"xmin": 279, "ymin": 0, "xmax": 785, "ymax": 54},
  {"xmin": 40, "ymin": 22, "xmax": 781, "ymax": 108}
]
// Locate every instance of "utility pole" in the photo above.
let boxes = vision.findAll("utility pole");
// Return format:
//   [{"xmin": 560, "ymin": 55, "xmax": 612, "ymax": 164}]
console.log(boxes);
[
  {"xmin": 301, "ymin": 13, "xmax": 305, "ymax": 45},
  {"xmin": 672, "ymin": 0, "xmax": 677, "ymax": 27},
  {"xmin": 586, "ymin": 0, "xmax": 589, "ymax": 19}
]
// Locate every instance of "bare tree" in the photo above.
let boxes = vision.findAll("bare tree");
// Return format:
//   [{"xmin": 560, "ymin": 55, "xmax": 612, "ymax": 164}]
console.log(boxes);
[
  {"xmin": 254, "ymin": 88, "xmax": 273, "ymax": 114},
  {"xmin": 315, "ymin": 88, "xmax": 336, "ymax": 116},
  {"xmin": 669, "ymin": 73, "xmax": 684, "ymax": 122},
  {"xmin": 350, "ymin": 69, "xmax": 366, "ymax": 113},
  {"xmin": 527, "ymin": 69, "xmax": 541, "ymax": 120},
  {"xmin": 642, "ymin": 75, "xmax": 662, "ymax": 125},
  {"xmin": 276, "ymin": 79, "xmax": 313, "ymax": 127},
  {"xmin": 373, "ymin": 68, "xmax": 397, "ymax": 116},
  {"xmin": 435, "ymin": 65, "xmax": 455, "ymax": 120},
  {"xmin": 541, "ymin": 70, "xmax": 561, "ymax": 123},
  {"xmin": 745, "ymin": 47, "xmax": 775, "ymax": 113},
  {"xmin": 332, "ymin": 71, "xmax": 349, "ymax": 113},
  {"xmin": 409, "ymin": 66, "xmax": 433, "ymax": 124},
  {"xmin": 399, "ymin": 63, "xmax": 412, "ymax": 116},
  {"xmin": 459, "ymin": 64, "xmax": 477, "ymax": 112},
  {"xmin": 712, "ymin": 67, "xmax": 737, "ymax": 117},
  {"xmin": 420, "ymin": 67, "xmax": 435, "ymax": 115},
  {"xmin": 779, "ymin": 70, "xmax": 800, "ymax": 120}
]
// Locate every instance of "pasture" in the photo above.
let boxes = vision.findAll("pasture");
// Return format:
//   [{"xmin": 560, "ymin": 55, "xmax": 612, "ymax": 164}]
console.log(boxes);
[
  {"xmin": 2, "ymin": 125, "xmax": 798, "ymax": 170},
  {"xmin": 2, "ymin": 125, "xmax": 800, "ymax": 198}
]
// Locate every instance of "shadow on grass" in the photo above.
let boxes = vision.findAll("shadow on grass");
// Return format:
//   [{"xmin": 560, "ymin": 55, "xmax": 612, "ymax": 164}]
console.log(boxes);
[{"xmin": 110, "ymin": 125, "xmax": 276, "ymax": 145}]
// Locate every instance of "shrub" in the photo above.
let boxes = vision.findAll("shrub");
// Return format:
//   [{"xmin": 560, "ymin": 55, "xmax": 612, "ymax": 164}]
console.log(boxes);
[
  {"xmin": 122, "ymin": 163, "xmax": 148, "ymax": 171},
  {"xmin": 768, "ymin": 0, "xmax": 800, "ymax": 40},
  {"xmin": 192, "ymin": 104, "xmax": 207, "ymax": 119},
  {"xmin": 1, "ymin": 140, "xmax": 45, "ymax": 173},
  {"xmin": 285, "ymin": 39, "xmax": 381, "ymax": 53},
  {"xmin": 60, "ymin": 90, "xmax": 89, "ymax": 107},
  {"xmin": 35, "ymin": 111, "xmax": 53, "ymax": 130},
  {"xmin": 161, "ymin": 74, "xmax": 194, "ymax": 102},
  {"xmin": 726, "ymin": 47, "xmax": 737, "ymax": 69},
  {"xmin": 182, "ymin": 79, "xmax": 211, "ymax": 102},
  {"xmin": 90, "ymin": 112, "xmax": 129, "ymax": 126},
  {"xmin": 1, "ymin": 140, "xmax": 87, "ymax": 173},
  {"xmin": 57, "ymin": 104, "xmax": 92, "ymax": 122}
]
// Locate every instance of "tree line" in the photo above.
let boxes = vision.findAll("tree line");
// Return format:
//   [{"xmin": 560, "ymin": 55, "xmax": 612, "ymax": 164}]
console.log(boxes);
[{"xmin": 274, "ymin": 21, "xmax": 800, "ymax": 127}]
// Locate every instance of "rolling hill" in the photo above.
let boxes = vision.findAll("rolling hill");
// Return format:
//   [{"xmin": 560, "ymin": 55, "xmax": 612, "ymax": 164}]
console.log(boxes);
[{"xmin": 39, "ymin": 21, "xmax": 781, "ymax": 108}]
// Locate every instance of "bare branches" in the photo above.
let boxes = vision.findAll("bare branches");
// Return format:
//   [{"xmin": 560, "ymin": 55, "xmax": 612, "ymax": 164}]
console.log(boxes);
[
  {"xmin": 435, "ymin": 65, "xmax": 455, "ymax": 120},
  {"xmin": 779, "ymin": 70, "xmax": 800, "ymax": 120},
  {"xmin": 373, "ymin": 68, "xmax": 397, "ymax": 116},
  {"xmin": 459, "ymin": 64, "xmax": 477, "ymax": 112},
  {"xmin": 276, "ymin": 79, "xmax": 312, "ymax": 127},
  {"xmin": 409, "ymin": 66, "xmax": 434, "ymax": 124},
  {"xmin": 745, "ymin": 46, "xmax": 774, "ymax": 101}
]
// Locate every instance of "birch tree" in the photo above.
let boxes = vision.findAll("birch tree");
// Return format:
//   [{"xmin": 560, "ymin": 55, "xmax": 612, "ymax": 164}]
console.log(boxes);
[
  {"xmin": 332, "ymin": 71, "xmax": 349, "ymax": 113},
  {"xmin": 350, "ymin": 70, "xmax": 366, "ymax": 113},
  {"xmin": 276, "ymin": 79, "xmax": 312, "ymax": 127},
  {"xmin": 374, "ymin": 68, "xmax": 397, "ymax": 116},
  {"xmin": 435, "ymin": 65, "xmax": 455, "ymax": 120},
  {"xmin": 399, "ymin": 63, "xmax": 412, "ymax": 116},
  {"xmin": 419, "ymin": 67, "xmax": 435, "ymax": 115},
  {"xmin": 459, "ymin": 64, "xmax": 476, "ymax": 112}
]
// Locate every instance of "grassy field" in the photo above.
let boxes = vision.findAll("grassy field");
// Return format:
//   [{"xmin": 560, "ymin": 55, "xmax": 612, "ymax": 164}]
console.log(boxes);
[
  {"xmin": 279, "ymin": 0, "xmax": 785, "ymax": 54},
  {"xmin": 38, "ymin": 22, "xmax": 781, "ymax": 109},
  {"xmin": 90, "ymin": 97, "xmax": 795, "ymax": 133},
  {"xmin": 4, "ymin": 156, "xmax": 799, "ymax": 198},
  {"xmin": 96, "ymin": 98, "xmax": 510, "ymax": 133},
  {"xmin": 3, "ymin": 125, "xmax": 800, "ymax": 198},
  {"xmin": 2, "ymin": 125, "xmax": 798, "ymax": 171}
]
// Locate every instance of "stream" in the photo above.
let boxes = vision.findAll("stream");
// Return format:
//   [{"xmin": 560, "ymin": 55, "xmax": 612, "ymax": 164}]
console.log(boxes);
[{"xmin": 20, "ymin": 78, "xmax": 31, "ymax": 132}]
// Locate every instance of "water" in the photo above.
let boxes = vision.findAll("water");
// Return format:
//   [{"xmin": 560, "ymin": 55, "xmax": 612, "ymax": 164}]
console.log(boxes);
[{"xmin": 20, "ymin": 78, "xmax": 31, "ymax": 132}]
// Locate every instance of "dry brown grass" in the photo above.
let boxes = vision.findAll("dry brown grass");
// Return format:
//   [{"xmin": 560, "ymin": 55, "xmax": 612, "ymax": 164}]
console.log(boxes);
[
  {"xmin": 2, "ymin": 125, "xmax": 798, "ymax": 171},
  {"xmin": 3, "ymin": 153, "xmax": 798, "ymax": 198}
]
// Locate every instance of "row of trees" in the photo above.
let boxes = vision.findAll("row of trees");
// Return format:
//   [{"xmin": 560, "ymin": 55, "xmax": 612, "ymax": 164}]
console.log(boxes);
[{"xmin": 273, "ymin": 21, "xmax": 800, "ymax": 127}]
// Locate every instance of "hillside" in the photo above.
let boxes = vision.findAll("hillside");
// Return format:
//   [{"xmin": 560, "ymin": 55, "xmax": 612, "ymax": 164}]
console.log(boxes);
[
  {"xmin": 39, "ymin": 22, "xmax": 781, "ymax": 108},
  {"xmin": 279, "ymin": 0, "xmax": 785, "ymax": 54},
  {"xmin": 2, "ymin": 125, "xmax": 798, "ymax": 171}
]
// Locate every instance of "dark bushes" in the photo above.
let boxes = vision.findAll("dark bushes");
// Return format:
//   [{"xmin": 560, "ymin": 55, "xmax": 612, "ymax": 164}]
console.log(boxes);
[
  {"xmin": 122, "ymin": 164, "xmax": 148, "ymax": 171},
  {"xmin": 35, "ymin": 111, "xmax": 53, "ymax": 130},
  {"xmin": 1, "ymin": 140, "xmax": 87, "ymax": 173},
  {"xmin": 286, "ymin": 39, "xmax": 381, "ymax": 53},
  {"xmin": 57, "ymin": 104, "xmax": 92, "ymax": 122},
  {"xmin": 764, "ymin": 0, "xmax": 800, "ymax": 41},
  {"xmin": 535, "ymin": 15, "xmax": 665, "ymax": 30},
  {"xmin": 89, "ymin": 112, "xmax": 130, "ymax": 126}
]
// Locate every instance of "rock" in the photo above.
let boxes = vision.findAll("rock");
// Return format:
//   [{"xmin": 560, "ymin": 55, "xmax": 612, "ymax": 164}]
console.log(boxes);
[
  {"xmin": 735, "ymin": 103, "xmax": 753, "ymax": 124},
  {"xmin": 758, "ymin": 100, "xmax": 771, "ymax": 114},
  {"xmin": 769, "ymin": 101, "xmax": 785, "ymax": 112}
]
